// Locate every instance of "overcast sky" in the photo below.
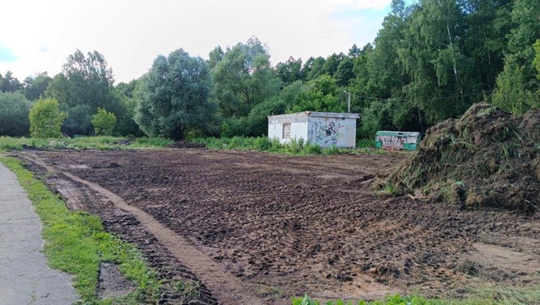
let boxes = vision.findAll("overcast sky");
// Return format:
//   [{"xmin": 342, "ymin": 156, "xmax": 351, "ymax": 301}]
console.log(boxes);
[{"xmin": 1, "ymin": 0, "xmax": 396, "ymax": 83}]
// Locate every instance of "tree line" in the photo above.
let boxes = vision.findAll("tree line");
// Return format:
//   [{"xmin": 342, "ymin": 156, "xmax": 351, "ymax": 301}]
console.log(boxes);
[{"xmin": 1, "ymin": 0, "xmax": 539, "ymax": 140}]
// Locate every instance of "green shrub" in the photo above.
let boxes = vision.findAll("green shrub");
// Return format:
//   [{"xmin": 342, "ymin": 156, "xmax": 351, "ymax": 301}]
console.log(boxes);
[
  {"xmin": 29, "ymin": 98, "xmax": 67, "ymax": 138},
  {"xmin": 254, "ymin": 136, "xmax": 272, "ymax": 151},
  {"xmin": 357, "ymin": 138, "xmax": 376, "ymax": 148},
  {"xmin": 323, "ymin": 146, "xmax": 340, "ymax": 155},
  {"xmin": 91, "ymin": 108, "xmax": 117, "ymax": 136},
  {"xmin": 302, "ymin": 143, "xmax": 322, "ymax": 154}
]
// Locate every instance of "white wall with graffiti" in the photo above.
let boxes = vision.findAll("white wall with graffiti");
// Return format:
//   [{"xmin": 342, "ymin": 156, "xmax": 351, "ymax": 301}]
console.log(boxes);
[{"xmin": 268, "ymin": 112, "xmax": 359, "ymax": 148}]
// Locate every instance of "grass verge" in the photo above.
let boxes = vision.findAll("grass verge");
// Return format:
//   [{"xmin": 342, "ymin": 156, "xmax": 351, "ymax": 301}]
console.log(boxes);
[
  {"xmin": 0, "ymin": 136, "xmax": 174, "ymax": 151},
  {"xmin": 0, "ymin": 135, "xmax": 384, "ymax": 156},
  {"xmin": 193, "ymin": 136, "xmax": 385, "ymax": 156},
  {"xmin": 0, "ymin": 157, "xmax": 188, "ymax": 304}
]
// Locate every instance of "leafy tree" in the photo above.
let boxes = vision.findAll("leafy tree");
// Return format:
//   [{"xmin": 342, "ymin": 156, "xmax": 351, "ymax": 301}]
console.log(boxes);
[
  {"xmin": 208, "ymin": 46, "xmax": 224, "ymax": 69},
  {"xmin": 1, "ymin": 71, "xmax": 23, "ymax": 93},
  {"xmin": 62, "ymin": 104, "xmax": 94, "ymax": 136},
  {"xmin": 334, "ymin": 56, "xmax": 354, "ymax": 87},
  {"xmin": 322, "ymin": 53, "xmax": 344, "ymax": 77},
  {"xmin": 91, "ymin": 108, "xmax": 117, "ymax": 135},
  {"xmin": 212, "ymin": 37, "xmax": 281, "ymax": 117},
  {"xmin": 504, "ymin": 0, "xmax": 540, "ymax": 86},
  {"xmin": 275, "ymin": 57, "xmax": 304, "ymax": 85},
  {"xmin": 291, "ymin": 75, "xmax": 343, "ymax": 113},
  {"xmin": 280, "ymin": 80, "xmax": 304, "ymax": 110},
  {"xmin": 24, "ymin": 72, "xmax": 52, "ymax": 100},
  {"xmin": 0, "ymin": 92, "xmax": 33, "ymax": 137},
  {"xmin": 45, "ymin": 74, "xmax": 70, "ymax": 103},
  {"xmin": 492, "ymin": 0, "xmax": 540, "ymax": 113},
  {"xmin": 348, "ymin": 44, "xmax": 362, "ymax": 58},
  {"xmin": 365, "ymin": 2, "xmax": 408, "ymax": 100},
  {"xmin": 350, "ymin": 0, "xmax": 517, "ymax": 135},
  {"xmin": 134, "ymin": 49, "xmax": 214, "ymax": 140},
  {"xmin": 29, "ymin": 98, "xmax": 67, "ymax": 138},
  {"xmin": 116, "ymin": 80, "xmax": 138, "ymax": 99},
  {"xmin": 397, "ymin": 0, "xmax": 474, "ymax": 124},
  {"xmin": 115, "ymin": 79, "xmax": 144, "ymax": 136},
  {"xmin": 535, "ymin": 39, "xmax": 540, "ymax": 78},
  {"xmin": 45, "ymin": 50, "xmax": 123, "ymax": 136},
  {"xmin": 303, "ymin": 56, "xmax": 326, "ymax": 81},
  {"xmin": 61, "ymin": 50, "xmax": 115, "ymax": 107},
  {"xmin": 220, "ymin": 117, "xmax": 249, "ymax": 138},
  {"xmin": 360, "ymin": 99, "xmax": 398, "ymax": 138},
  {"xmin": 462, "ymin": 0, "xmax": 513, "ymax": 93},
  {"xmin": 492, "ymin": 62, "xmax": 540, "ymax": 114},
  {"xmin": 351, "ymin": 44, "xmax": 374, "ymax": 109},
  {"xmin": 246, "ymin": 97, "xmax": 287, "ymax": 136}
]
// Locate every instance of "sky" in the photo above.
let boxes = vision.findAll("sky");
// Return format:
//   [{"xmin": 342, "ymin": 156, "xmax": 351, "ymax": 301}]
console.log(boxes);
[{"xmin": 0, "ymin": 0, "xmax": 396, "ymax": 84}]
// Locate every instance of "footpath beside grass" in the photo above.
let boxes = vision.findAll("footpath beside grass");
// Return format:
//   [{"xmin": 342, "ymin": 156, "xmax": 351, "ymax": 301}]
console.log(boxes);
[{"xmin": 0, "ymin": 157, "xmax": 190, "ymax": 304}]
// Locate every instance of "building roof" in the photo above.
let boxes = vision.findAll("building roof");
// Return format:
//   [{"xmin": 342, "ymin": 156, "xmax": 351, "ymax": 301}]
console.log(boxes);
[{"xmin": 268, "ymin": 111, "xmax": 360, "ymax": 120}]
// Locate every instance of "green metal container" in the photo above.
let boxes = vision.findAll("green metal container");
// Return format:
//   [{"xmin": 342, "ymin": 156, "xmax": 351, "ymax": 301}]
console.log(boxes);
[{"xmin": 375, "ymin": 131, "xmax": 421, "ymax": 151}]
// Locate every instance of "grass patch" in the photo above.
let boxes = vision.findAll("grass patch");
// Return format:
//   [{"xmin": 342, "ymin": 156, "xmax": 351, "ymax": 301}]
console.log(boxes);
[
  {"xmin": 1, "ymin": 135, "xmax": 386, "ymax": 156},
  {"xmin": 375, "ymin": 183, "xmax": 400, "ymax": 197},
  {"xmin": 0, "ymin": 157, "xmax": 192, "ymax": 304},
  {"xmin": 356, "ymin": 138, "xmax": 377, "ymax": 149},
  {"xmin": 193, "ymin": 136, "xmax": 387, "ymax": 156},
  {"xmin": 0, "ymin": 136, "xmax": 174, "ymax": 151}
]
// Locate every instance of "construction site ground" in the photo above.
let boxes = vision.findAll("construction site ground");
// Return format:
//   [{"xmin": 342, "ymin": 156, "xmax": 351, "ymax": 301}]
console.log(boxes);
[{"xmin": 16, "ymin": 148, "xmax": 540, "ymax": 304}]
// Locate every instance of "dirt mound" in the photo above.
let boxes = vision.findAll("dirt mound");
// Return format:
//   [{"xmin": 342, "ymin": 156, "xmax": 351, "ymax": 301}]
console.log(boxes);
[
  {"xmin": 167, "ymin": 140, "xmax": 206, "ymax": 149},
  {"xmin": 378, "ymin": 103, "xmax": 540, "ymax": 213}
]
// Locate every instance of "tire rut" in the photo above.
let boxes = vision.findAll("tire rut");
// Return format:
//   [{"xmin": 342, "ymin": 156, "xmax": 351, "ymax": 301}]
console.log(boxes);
[{"xmin": 19, "ymin": 152, "xmax": 263, "ymax": 305}]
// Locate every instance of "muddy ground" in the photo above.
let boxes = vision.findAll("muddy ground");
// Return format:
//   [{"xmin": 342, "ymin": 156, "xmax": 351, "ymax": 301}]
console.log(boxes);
[{"xmin": 17, "ymin": 149, "xmax": 540, "ymax": 304}]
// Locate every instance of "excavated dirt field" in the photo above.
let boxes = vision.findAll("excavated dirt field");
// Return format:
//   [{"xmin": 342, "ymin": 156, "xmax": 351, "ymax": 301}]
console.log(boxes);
[{"xmin": 16, "ymin": 149, "xmax": 540, "ymax": 304}]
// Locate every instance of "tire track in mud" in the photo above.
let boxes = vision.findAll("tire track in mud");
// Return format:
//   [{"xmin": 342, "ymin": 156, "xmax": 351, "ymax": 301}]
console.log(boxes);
[{"xmin": 20, "ymin": 152, "xmax": 263, "ymax": 305}]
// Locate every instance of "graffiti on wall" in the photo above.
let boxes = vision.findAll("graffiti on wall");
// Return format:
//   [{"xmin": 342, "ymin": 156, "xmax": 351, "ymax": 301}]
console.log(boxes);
[
  {"xmin": 309, "ymin": 120, "xmax": 345, "ymax": 146},
  {"xmin": 376, "ymin": 135, "xmax": 417, "ymax": 150}
]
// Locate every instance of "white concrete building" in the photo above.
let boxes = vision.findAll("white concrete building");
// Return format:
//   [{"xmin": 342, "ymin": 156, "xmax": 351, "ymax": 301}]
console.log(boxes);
[{"xmin": 268, "ymin": 112, "xmax": 360, "ymax": 148}]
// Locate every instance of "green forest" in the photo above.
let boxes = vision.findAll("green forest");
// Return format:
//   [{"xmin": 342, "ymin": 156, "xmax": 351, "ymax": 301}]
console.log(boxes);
[{"xmin": 1, "ymin": 0, "xmax": 539, "ymax": 141}]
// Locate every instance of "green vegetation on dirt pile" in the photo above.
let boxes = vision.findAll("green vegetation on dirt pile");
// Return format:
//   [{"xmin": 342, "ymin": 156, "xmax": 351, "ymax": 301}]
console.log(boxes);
[
  {"xmin": 0, "ymin": 136, "xmax": 173, "ymax": 151},
  {"xmin": 0, "ymin": 157, "xmax": 195, "ymax": 304},
  {"xmin": 376, "ymin": 104, "xmax": 540, "ymax": 213}
]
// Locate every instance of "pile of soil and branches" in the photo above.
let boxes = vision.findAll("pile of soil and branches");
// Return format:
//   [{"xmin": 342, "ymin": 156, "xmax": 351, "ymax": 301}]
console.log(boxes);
[
  {"xmin": 378, "ymin": 103, "xmax": 540, "ymax": 213},
  {"xmin": 167, "ymin": 140, "xmax": 206, "ymax": 149}
]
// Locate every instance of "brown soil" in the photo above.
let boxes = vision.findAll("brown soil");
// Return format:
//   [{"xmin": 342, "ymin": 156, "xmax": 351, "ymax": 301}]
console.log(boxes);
[
  {"xmin": 97, "ymin": 263, "xmax": 137, "ymax": 299},
  {"xmin": 17, "ymin": 149, "xmax": 540, "ymax": 304}
]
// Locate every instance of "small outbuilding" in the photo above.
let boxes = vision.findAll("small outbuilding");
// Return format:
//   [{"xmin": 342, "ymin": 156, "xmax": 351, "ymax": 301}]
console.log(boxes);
[{"xmin": 268, "ymin": 111, "xmax": 360, "ymax": 148}]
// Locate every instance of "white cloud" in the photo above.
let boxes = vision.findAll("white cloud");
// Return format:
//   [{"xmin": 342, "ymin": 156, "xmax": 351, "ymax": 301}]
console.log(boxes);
[{"xmin": 0, "ymin": 0, "xmax": 392, "ymax": 83}]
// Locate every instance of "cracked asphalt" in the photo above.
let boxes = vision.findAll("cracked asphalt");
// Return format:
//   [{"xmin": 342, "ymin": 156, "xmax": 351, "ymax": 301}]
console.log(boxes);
[{"xmin": 0, "ymin": 163, "xmax": 79, "ymax": 305}]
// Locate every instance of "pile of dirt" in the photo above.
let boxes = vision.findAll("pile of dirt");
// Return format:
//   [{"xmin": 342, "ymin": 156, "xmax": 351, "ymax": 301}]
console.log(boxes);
[
  {"xmin": 377, "ymin": 103, "xmax": 540, "ymax": 213},
  {"xmin": 167, "ymin": 140, "xmax": 206, "ymax": 149}
]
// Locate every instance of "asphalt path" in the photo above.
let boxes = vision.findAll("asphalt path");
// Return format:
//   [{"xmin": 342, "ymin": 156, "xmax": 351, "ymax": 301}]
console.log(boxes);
[{"xmin": 0, "ymin": 163, "xmax": 79, "ymax": 305}]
